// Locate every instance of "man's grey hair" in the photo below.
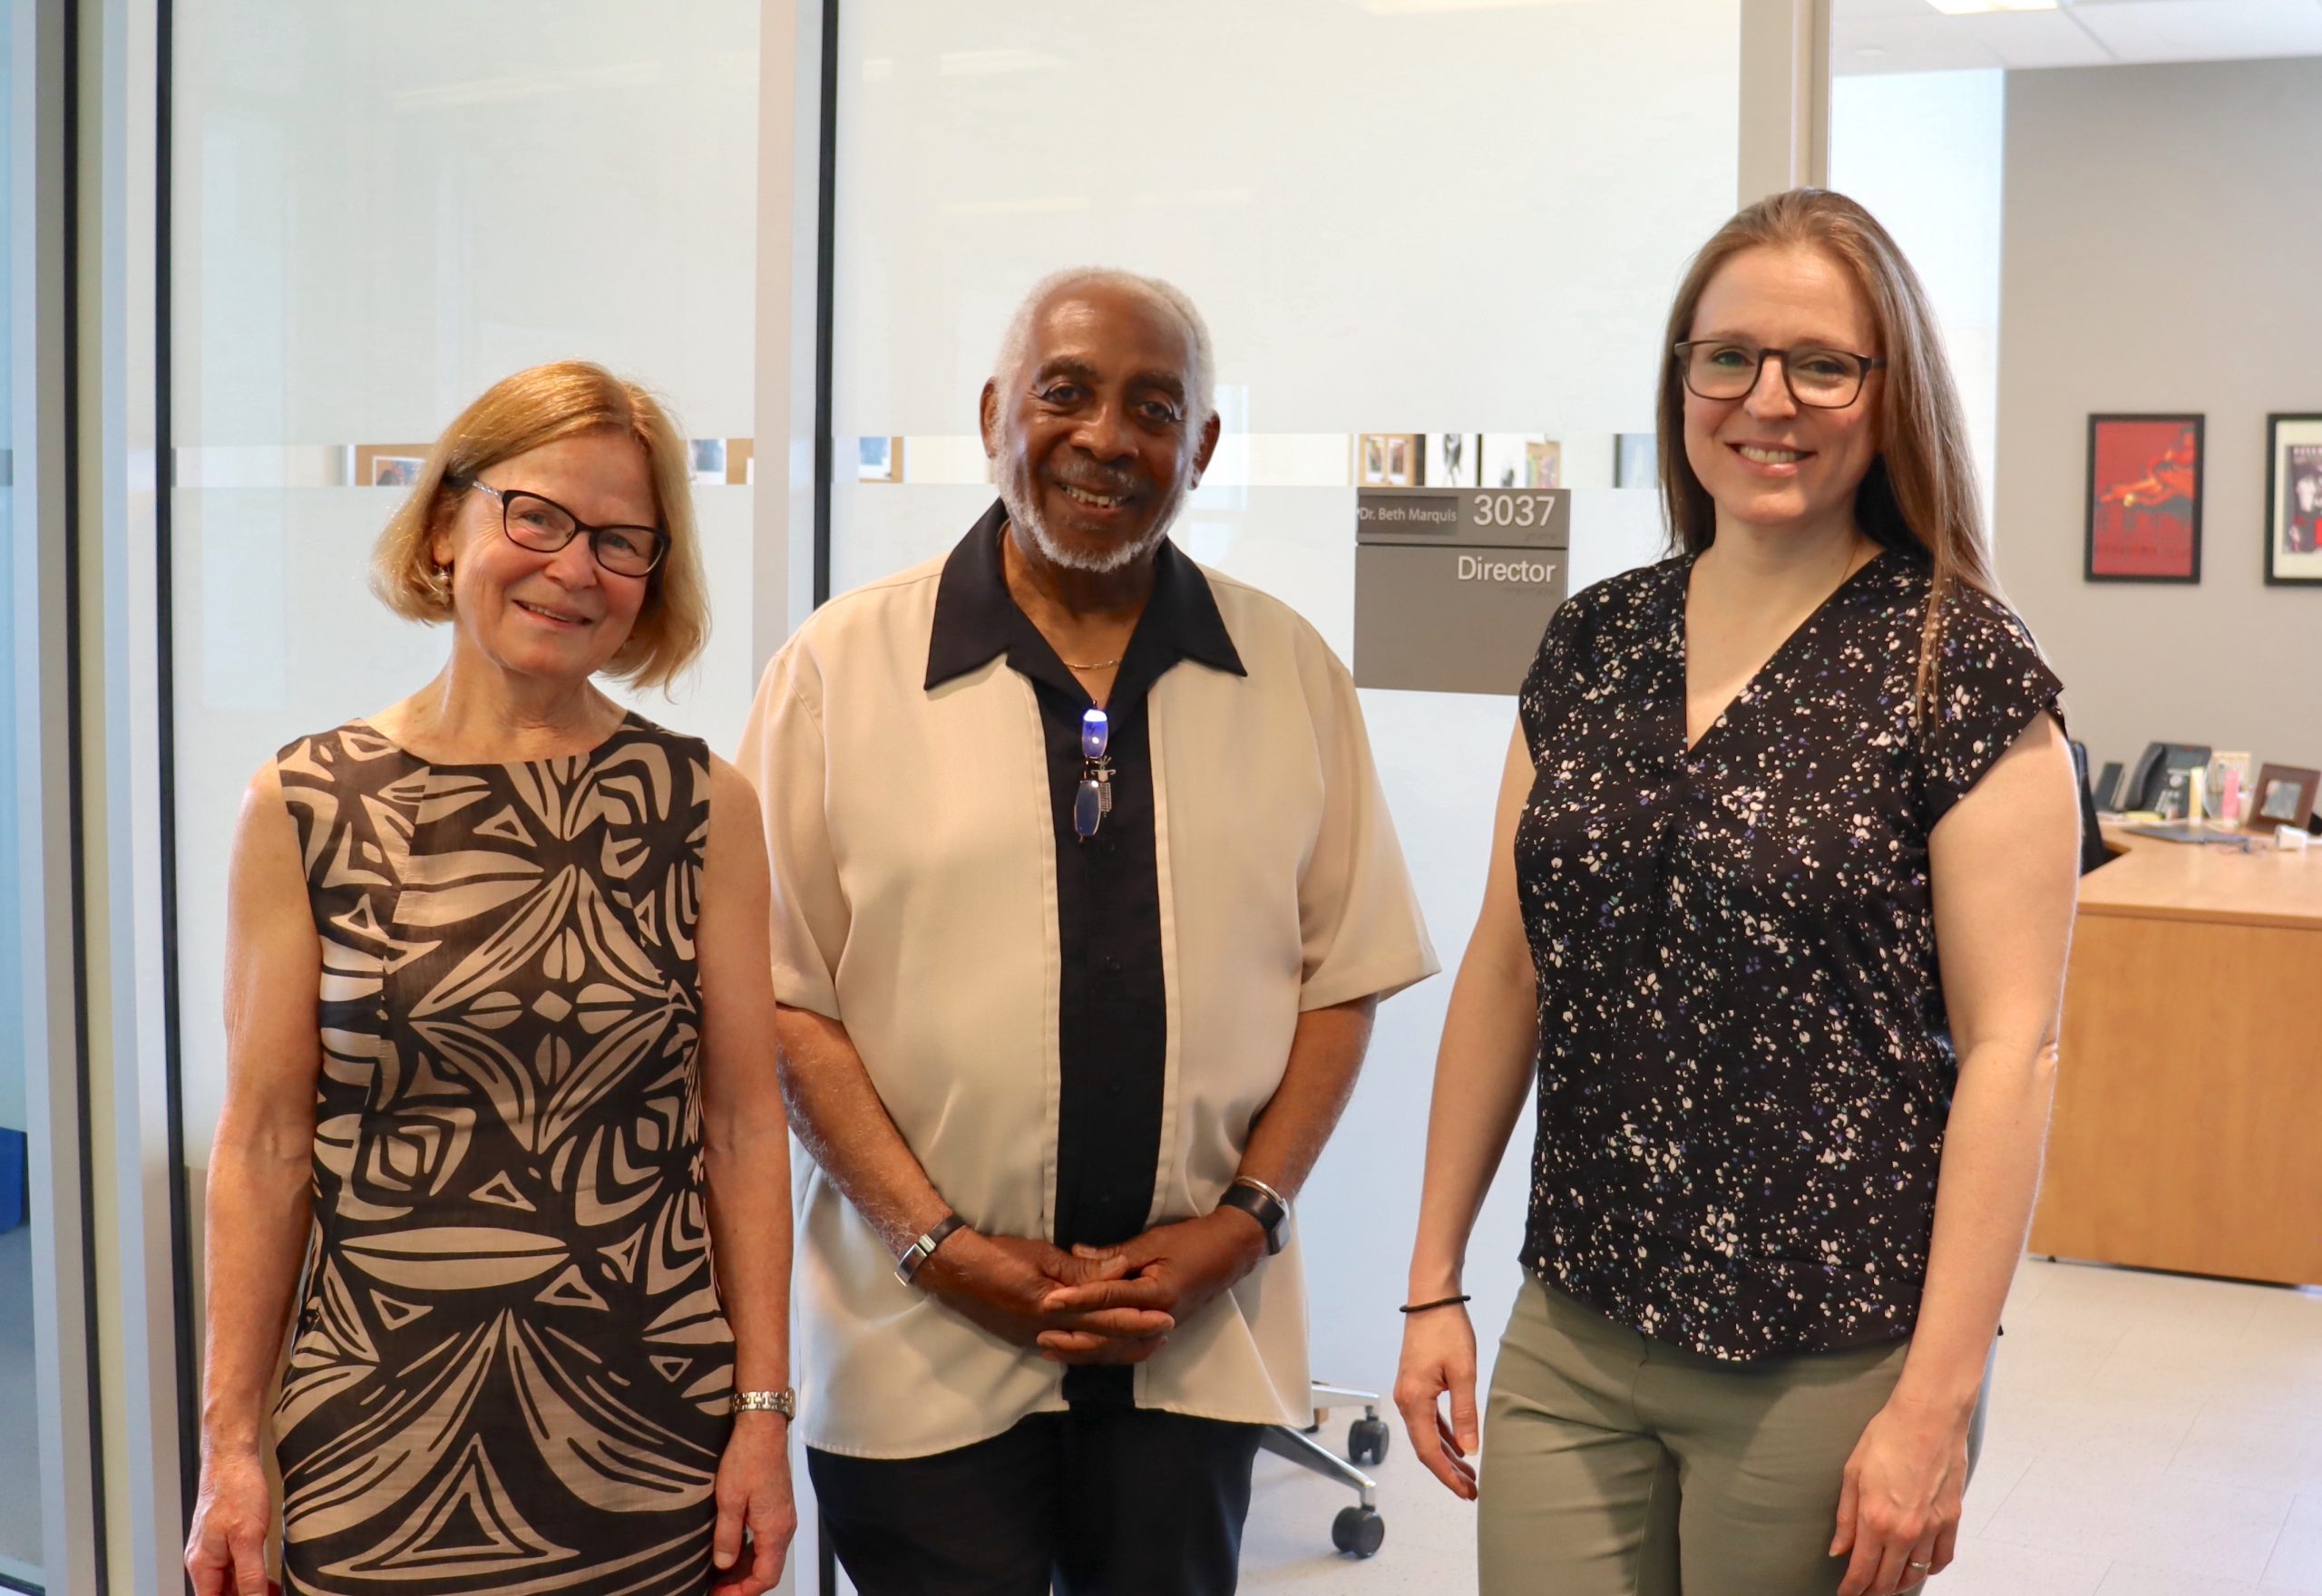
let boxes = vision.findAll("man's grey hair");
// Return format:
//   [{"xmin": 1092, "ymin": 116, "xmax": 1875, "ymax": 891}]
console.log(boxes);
[{"xmin": 990, "ymin": 267, "xmax": 1216, "ymax": 432}]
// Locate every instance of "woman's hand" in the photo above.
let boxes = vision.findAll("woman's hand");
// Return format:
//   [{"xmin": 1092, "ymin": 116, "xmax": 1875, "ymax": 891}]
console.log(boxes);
[
  {"xmin": 1831, "ymin": 1390, "xmax": 1972, "ymax": 1595},
  {"xmin": 184, "ymin": 1444, "xmax": 275, "ymax": 1596},
  {"xmin": 710, "ymin": 1413, "xmax": 797, "ymax": 1596},
  {"xmin": 1392, "ymin": 1303, "xmax": 1482, "ymax": 1501}
]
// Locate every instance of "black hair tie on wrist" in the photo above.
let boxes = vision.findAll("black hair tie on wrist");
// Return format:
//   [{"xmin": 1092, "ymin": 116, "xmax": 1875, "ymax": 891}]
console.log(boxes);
[{"xmin": 1399, "ymin": 1294, "xmax": 1472, "ymax": 1315}]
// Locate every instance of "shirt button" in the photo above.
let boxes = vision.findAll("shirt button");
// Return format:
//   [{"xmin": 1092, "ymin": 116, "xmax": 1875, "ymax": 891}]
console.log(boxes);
[{"xmin": 1100, "ymin": 954, "xmax": 1122, "ymax": 974}]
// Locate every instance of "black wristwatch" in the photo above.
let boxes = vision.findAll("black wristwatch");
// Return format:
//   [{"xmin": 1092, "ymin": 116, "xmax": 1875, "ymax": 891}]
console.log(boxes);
[{"xmin": 1215, "ymin": 1176, "xmax": 1291, "ymax": 1256}]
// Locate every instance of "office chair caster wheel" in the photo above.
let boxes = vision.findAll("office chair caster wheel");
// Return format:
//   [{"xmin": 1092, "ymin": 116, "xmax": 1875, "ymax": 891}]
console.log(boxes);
[
  {"xmin": 1332, "ymin": 1505, "xmax": 1385, "ymax": 1558},
  {"xmin": 1349, "ymin": 1416, "xmax": 1390, "ymax": 1465}
]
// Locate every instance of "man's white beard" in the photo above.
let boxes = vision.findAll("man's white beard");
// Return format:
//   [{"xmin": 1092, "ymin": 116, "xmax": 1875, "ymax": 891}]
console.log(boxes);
[{"xmin": 997, "ymin": 449, "xmax": 1185, "ymax": 574}]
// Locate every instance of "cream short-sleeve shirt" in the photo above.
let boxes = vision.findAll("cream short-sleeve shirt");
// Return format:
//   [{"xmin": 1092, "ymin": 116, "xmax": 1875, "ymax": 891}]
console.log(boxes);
[{"xmin": 739, "ymin": 529, "xmax": 1438, "ymax": 1459}]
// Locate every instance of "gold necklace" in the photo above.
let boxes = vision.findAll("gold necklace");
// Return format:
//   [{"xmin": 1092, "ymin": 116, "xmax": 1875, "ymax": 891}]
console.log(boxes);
[{"xmin": 1062, "ymin": 655, "xmax": 1122, "ymax": 671}]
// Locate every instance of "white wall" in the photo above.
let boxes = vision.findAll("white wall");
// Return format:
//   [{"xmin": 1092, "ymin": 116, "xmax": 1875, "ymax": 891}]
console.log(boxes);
[{"xmin": 827, "ymin": 0, "xmax": 1741, "ymax": 1395}]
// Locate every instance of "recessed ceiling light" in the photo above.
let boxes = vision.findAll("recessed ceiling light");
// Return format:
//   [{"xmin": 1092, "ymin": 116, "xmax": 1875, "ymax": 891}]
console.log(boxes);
[{"xmin": 1924, "ymin": 0, "xmax": 2057, "ymax": 13}]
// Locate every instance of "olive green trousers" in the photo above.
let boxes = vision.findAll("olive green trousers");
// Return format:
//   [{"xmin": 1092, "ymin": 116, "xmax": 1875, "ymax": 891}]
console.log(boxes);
[{"xmin": 1477, "ymin": 1280, "xmax": 1987, "ymax": 1596}]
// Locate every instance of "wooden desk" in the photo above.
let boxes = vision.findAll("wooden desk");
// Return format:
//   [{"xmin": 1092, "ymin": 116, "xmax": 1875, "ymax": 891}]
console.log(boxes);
[{"xmin": 2028, "ymin": 825, "xmax": 2322, "ymax": 1285}]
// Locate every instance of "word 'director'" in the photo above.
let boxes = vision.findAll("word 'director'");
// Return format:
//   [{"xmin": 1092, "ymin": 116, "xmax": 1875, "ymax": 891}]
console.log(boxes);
[{"xmin": 1457, "ymin": 553, "xmax": 1557, "ymax": 585}]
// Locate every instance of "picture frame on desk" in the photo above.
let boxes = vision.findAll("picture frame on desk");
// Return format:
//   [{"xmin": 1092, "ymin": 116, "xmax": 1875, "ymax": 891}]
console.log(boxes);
[
  {"xmin": 2085, "ymin": 414, "xmax": 2203, "ymax": 583},
  {"xmin": 2263, "ymin": 414, "xmax": 2322, "ymax": 586},
  {"xmin": 2249, "ymin": 764, "xmax": 2320, "ymax": 832},
  {"xmin": 2206, "ymin": 750, "xmax": 2254, "ymax": 823}
]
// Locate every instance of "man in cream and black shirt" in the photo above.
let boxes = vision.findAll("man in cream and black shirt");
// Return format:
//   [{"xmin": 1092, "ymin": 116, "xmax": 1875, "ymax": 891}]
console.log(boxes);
[{"xmin": 739, "ymin": 267, "xmax": 1435, "ymax": 1595}]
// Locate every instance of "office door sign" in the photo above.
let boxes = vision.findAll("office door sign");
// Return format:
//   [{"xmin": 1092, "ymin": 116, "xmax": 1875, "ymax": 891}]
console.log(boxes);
[{"xmin": 1354, "ymin": 487, "xmax": 1568, "ymax": 695}]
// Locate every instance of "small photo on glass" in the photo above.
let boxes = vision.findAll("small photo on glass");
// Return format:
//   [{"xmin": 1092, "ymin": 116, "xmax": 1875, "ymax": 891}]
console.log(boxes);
[{"xmin": 688, "ymin": 438, "xmax": 727, "ymax": 484}]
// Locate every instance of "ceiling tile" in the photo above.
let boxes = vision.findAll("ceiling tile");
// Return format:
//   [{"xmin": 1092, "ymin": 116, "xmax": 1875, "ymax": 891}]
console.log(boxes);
[
  {"xmin": 1832, "ymin": 12, "xmax": 2007, "ymax": 73},
  {"xmin": 1956, "ymin": 9, "xmax": 2120, "ymax": 66},
  {"xmin": 1831, "ymin": 0, "xmax": 1939, "ymax": 17},
  {"xmin": 2065, "ymin": 0, "xmax": 2322, "ymax": 63},
  {"xmin": 1834, "ymin": 0, "xmax": 2322, "ymax": 74}
]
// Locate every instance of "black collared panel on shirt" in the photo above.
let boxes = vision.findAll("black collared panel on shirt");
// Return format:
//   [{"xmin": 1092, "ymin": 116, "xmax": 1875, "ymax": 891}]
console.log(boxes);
[{"xmin": 926, "ymin": 501, "xmax": 1244, "ymax": 1407}]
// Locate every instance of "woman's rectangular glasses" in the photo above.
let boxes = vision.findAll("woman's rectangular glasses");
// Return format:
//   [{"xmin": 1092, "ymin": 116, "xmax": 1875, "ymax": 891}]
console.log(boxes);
[
  {"xmin": 1673, "ymin": 340, "xmax": 1886, "ymax": 410},
  {"xmin": 459, "ymin": 478, "xmax": 670, "ymax": 578}
]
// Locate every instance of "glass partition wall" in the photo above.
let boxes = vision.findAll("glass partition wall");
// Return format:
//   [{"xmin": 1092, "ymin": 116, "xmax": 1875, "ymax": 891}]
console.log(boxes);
[
  {"xmin": 5, "ymin": 0, "xmax": 101, "ymax": 1589},
  {"xmin": 167, "ymin": 0, "xmax": 767, "ymax": 1380},
  {"xmin": 824, "ymin": 0, "xmax": 1745, "ymax": 1408},
  {"xmin": 1, "ymin": 5, "xmax": 42, "ymax": 1581},
  {"xmin": 161, "ymin": 9, "xmax": 783, "ymax": 1583}
]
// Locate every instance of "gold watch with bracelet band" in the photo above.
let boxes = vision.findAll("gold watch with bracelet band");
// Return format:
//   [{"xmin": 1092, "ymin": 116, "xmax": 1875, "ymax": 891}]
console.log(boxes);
[{"xmin": 731, "ymin": 1388, "xmax": 795, "ymax": 1419}]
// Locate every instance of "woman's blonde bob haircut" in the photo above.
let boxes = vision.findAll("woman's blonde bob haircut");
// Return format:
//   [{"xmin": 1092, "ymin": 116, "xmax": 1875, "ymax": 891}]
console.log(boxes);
[
  {"xmin": 1655, "ymin": 188, "xmax": 2001, "ymax": 713},
  {"xmin": 371, "ymin": 360, "xmax": 708, "ymax": 693}
]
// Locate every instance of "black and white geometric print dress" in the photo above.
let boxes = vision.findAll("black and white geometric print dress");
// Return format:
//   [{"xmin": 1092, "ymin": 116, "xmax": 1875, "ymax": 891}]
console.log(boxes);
[
  {"xmin": 1513, "ymin": 551, "xmax": 2063, "ymax": 1362},
  {"xmin": 270, "ymin": 715, "xmax": 734, "ymax": 1594}
]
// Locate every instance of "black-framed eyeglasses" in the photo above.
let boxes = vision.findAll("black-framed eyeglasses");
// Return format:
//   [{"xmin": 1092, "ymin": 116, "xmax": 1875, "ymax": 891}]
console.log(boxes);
[
  {"xmin": 1673, "ymin": 340, "xmax": 1887, "ymax": 410},
  {"xmin": 456, "ymin": 477, "xmax": 670, "ymax": 578},
  {"xmin": 1074, "ymin": 708, "xmax": 1114, "ymax": 841}
]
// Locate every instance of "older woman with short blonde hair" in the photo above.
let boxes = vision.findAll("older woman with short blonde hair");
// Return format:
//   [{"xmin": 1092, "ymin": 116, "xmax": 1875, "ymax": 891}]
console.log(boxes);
[{"xmin": 187, "ymin": 360, "xmax": 795, "ymax": 1596}]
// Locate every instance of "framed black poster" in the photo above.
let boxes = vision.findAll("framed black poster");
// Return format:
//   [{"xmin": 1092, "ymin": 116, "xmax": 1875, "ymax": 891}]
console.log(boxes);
[{"xmin": 2263, "ymin": 414, "xmax": 2322, "ymax": 586}]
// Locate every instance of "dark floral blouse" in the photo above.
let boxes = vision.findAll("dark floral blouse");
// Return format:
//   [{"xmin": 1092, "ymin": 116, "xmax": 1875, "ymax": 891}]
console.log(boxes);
[{"xmin": 1515, "ymin": 550, "xmax": 2063, "ymax": 1361}]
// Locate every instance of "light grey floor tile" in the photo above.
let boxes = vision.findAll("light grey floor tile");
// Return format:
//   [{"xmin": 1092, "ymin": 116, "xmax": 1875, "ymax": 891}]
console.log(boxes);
[
  {"xmin": 2243, "ymin": 1290, "xmax": 2322, "ymax": 1348},
  {"xmin": 2171, "ymin": 1399, "xmax": 2322, "ymax": 1495},
  {"xmin": 1981, "ymin": 1383, "xmax": 2205, "ymax": 1474},
  {"xmin": 1962, "ymin": 1445, "xmax": 2037, "ymax": 1537},
  {"xmin": 1982, "ymin": 1452, "xmax": 2292, "ymax": 1582},
  {"xmin": 2022, "ymin": 1270, "xmax": 2267, "ymax": 1371},
  {"xmin": 2262, "ymin": 1494, "xmax": 2322, "ymax": 1593},
  {"xmin": 1999, "ymin": 1258, "xmax": 2061, "ymax": 1317},
  {"xmin": 1927, "ymin": 1535, "xmax": 2109, "ymax": 1595},
  {"xmin": 2097, "ymin": 1563, "xmax": 2258, "ymax": 1595}
]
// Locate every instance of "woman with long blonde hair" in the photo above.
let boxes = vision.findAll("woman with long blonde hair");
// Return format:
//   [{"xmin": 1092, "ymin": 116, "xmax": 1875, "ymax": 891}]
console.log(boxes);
[{"xmin": 1394, "ymin": 190, "xmax": 2080, "ymax": 1596}]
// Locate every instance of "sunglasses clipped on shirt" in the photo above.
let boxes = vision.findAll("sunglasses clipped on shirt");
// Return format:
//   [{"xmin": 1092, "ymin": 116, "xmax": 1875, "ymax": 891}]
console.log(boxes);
[{"xmin": 1074, "ymin": 708, "xmax": 1114, "ymax": 841}]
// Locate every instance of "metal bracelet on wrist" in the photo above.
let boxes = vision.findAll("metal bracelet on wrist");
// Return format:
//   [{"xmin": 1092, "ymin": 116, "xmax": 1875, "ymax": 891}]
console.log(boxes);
[{"xmin": 731, "ymin": 1388, "xmax": 795, "ymax": 1418}]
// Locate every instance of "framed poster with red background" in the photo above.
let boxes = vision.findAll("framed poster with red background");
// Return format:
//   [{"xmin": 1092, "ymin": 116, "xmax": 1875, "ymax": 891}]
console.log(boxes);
[{"xmin": 2085, "ymin": 414, "xmax": 2203, "ymax": 582}]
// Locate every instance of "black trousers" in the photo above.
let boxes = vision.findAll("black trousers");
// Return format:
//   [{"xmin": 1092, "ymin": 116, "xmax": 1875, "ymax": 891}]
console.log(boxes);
[{"xmin": 808, "ymin": 1407, "xmax": 1264, "ymax": 1596}]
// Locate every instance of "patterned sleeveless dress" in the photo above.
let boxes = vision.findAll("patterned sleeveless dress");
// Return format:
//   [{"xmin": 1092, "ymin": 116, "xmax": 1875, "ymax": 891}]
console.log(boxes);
[{"xmin": 271, "ymin": 714, "xmax": 735, "ymax": 1596}]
